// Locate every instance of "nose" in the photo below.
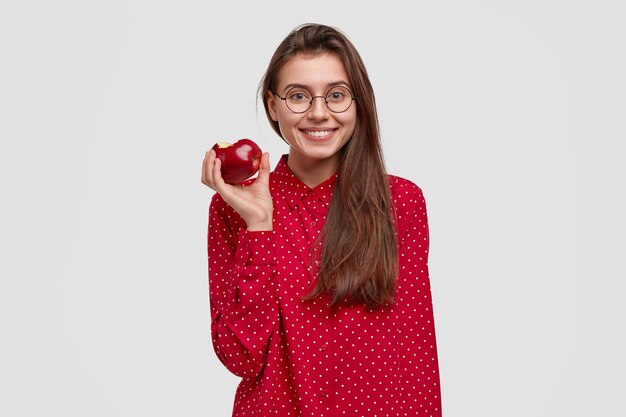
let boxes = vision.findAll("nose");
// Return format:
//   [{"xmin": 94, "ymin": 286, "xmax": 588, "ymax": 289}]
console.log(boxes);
[{"xmin": 307, "ymin": 96, "xmax": 329, "ymax": 120}]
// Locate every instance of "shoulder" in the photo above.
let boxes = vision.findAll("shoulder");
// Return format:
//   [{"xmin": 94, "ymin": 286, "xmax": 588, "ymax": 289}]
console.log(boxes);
[
  {"xmin": 387, "ymin": 174, "xmax": 429, "ymax": 234},
  {"xmin": 387, "ymin": 174, "xmax": 427, "ymax": 210}
]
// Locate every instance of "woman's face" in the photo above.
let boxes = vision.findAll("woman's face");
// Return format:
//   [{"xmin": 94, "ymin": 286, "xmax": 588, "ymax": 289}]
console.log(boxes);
[{"xmin": 267, "ymin": 52, "xmax": 357, "ymax": 172}]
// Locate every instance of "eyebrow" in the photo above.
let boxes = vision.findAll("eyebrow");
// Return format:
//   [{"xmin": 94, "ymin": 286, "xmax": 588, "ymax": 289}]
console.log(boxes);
[{"xmin": 281, "ymin": 81, "xmax": 351, "ymax": 93}]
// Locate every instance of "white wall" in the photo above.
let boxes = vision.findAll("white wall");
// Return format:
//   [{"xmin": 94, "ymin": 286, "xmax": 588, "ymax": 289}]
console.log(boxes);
[{"xmin": 1, "ymin": 1, "xmax": 624, "ymax": 416}]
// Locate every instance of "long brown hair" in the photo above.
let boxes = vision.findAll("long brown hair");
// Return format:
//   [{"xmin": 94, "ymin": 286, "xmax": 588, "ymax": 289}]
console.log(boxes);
[{"xmin": 258, "ymin": 23, "xmax": 398, "ymax": 310}]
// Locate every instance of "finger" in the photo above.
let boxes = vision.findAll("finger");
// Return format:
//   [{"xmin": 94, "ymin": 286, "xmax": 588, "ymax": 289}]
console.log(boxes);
[
  {"xmin": 201, "ymin": 150, "xmax": 210, "ymax": 185},
  {"xmin": 204, "ymin": 150, "xmax": 215, "ymax": 188},
  {"xmin": 212, "ymin": 155, "xmax": 229, "ymax": 195},
  {"xmin": 256, "ymin": 152, "xmax": 271, "ymax": 185},
  {"xmin": 205, "ymin": 150, "xmax": 221, "ymax": 190}
]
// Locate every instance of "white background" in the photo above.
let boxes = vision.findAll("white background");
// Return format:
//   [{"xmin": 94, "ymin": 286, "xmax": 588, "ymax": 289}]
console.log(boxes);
[{"xmin": 1, "ymin": 1, "xmax": 625, "ymax": 416}]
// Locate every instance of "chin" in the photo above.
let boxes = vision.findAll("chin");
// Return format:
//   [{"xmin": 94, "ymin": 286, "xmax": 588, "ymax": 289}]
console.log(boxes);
[{"xmin": 306, "ymin": 143, "xmax": 348, "ymax": 161}]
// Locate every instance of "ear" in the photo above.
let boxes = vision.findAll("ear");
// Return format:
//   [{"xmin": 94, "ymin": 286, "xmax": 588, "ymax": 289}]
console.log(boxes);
[{"xmin": 266, "ymin": 91, "xmax": 278, "ymax": 121}]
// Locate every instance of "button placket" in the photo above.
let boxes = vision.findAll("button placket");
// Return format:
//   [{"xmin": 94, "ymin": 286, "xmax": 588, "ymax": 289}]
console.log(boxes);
[
  {"xmin": 302, "ymin": 192, "xmax": 323, "ymax": 242},
  {"xmin": 316, "ymin": 312, "xmax": 333, "ymax": 405}
]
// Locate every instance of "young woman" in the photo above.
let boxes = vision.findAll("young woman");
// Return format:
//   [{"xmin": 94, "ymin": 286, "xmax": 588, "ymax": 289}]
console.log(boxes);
[{"xmin": 202, "ymin": 23, "xmax": 442, "ymax": 417}]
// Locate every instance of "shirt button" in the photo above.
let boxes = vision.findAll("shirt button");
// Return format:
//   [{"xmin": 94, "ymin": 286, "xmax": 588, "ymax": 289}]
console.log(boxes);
[
  {"xmin": 320, "ymin": 344, "xmax": 327, "ymax": 352},
  {"xmin": 321, "ymin": 389, "xmax": 329, "ymax": 397},
  {"xmin": 310, "ymin": 221, "xmax": 317, "ymax": 227}
]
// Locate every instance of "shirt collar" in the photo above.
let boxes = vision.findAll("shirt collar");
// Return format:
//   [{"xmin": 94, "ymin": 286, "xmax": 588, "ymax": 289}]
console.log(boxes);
[{"xmin": 272, "ymin": 154, "xmax": 338, "ymax": 210}]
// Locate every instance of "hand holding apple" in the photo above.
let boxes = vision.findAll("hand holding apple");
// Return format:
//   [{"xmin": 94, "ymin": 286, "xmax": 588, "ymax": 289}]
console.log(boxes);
[
  {"xmin": 211, "ymin": 138, "xmax": 262, "ymax": 184},
  {"xmin": 202, "ymin": 138, "xmax": 273, "ymax": 231}
]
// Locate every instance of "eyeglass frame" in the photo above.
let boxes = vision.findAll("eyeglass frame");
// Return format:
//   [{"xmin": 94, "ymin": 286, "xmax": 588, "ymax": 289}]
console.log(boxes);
[{"xmin": 271, "ymin": 86, "xmax": 357, "ymax": 114}]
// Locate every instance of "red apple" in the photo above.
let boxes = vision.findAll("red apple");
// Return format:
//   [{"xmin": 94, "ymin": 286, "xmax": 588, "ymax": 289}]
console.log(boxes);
[{"xmin": 212, "ymin": 138, "xmax": 262, "ymax": 184}]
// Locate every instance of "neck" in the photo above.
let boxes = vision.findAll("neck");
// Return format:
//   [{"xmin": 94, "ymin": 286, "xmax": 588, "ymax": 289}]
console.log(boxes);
[{"xmin": 287, "ymin": 153, "xmax": 340, "ymax": 188}]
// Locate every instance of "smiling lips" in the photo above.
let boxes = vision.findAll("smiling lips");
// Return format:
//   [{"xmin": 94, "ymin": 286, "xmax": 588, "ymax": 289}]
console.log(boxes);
[{"xmin": 301, "ymin": 128, "xmax": 337, "ymax": 138}]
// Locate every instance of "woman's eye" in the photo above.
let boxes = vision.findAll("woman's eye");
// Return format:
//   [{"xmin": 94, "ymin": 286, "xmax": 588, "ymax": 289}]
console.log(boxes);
[
  {"xmin": 289, "ymin": 92, "xmax": 309, "ymax": 101},
  {"xmin": 328, "ymin": 91, "xmax": 346, "ymax": 102}
]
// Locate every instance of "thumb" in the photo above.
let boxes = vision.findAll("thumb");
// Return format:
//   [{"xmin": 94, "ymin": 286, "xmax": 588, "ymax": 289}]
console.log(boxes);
[{"xmin": 256, "ymin": 152, "xmax": 271, "ymax": 183}]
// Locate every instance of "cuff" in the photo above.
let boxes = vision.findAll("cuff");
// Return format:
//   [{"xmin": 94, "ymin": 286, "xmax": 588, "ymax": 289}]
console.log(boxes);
[{"xmin": 235, "ymin": 229, "xmax": 276, "ymax": 266}]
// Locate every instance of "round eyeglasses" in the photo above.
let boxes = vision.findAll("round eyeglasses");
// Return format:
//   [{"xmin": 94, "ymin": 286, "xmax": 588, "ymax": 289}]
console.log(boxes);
[{"xmin": 272, "ymin": 86, "xmax": 356, "ymax": 114}]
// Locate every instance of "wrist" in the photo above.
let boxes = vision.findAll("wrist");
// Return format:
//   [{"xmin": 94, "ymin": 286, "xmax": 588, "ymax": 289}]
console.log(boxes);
[{"xmin": 246, "ymin": 219, "xmax": 273, "ymax": 231}]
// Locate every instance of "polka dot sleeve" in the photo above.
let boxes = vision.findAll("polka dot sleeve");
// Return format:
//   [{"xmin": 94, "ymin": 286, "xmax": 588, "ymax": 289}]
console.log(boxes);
[
  {"xmin": 393, "ymin": 178, "xmax": 442, "ymax": 415},
  {"xmin": 208, "ymin": 193, "xmax": 280, "ymax": 378}
]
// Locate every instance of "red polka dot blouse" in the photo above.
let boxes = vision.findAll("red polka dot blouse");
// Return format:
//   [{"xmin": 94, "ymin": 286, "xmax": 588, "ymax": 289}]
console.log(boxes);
[{"xmin": 208, "ymin": 155, "xmax": 442, "ymax": 417}]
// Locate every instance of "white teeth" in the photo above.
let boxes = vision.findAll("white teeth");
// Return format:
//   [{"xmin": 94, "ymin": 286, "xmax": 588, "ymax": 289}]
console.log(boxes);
[{"xmin": 304, "ymin": 130, "xmax": 333, "ymax": 137}]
